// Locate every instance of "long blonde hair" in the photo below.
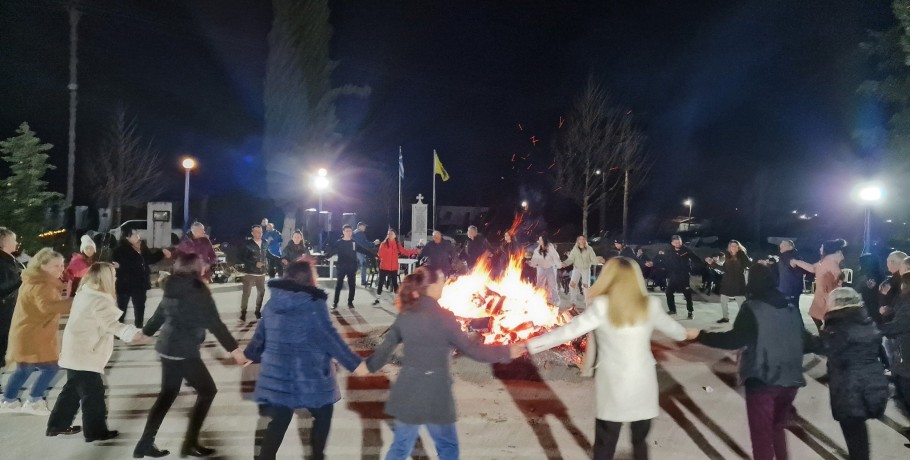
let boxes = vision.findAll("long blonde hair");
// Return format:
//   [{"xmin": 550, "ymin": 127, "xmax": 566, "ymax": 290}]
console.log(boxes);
[
  {"xmin": 589, "ymin": 257, "xmax": 649, "ymax": 327},
  {"xmin": 79, "ymin": 263, "xmax": 116, "ymax": 296},
  {"xmin": 24, "ymin": 247, "xmax": 63, "ymax": 275}
]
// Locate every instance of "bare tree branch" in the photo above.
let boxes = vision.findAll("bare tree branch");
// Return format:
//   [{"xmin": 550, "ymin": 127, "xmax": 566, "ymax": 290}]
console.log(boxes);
[
  {"xmin": 553, "ymin": 76, "xmax": 650, "ymax": 237},
  {"xmin": 84, "ymin": 107, "xmax": 166, "ymax": 224}
]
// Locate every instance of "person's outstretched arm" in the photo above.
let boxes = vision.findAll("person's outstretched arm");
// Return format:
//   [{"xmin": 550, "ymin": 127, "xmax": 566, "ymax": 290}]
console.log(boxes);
[
  {"xmin": 312, "ymin": 304, "xmax": 362, "ymax": 372},
  {"xmin": 443, "ymin": 311, "xmax": 510, "ymax": 363},
  {"xmin": 366, "ymin": 321, "xmax": 402, "ymax": 372},
  {"xmin": 650, "ymin": 300, "xmax": 687, "ymax": 341},
  {"xmin": 696, "ymin": 306, "xmax": 757, "ymax": 350},
  {"xmin": 244, "ymin": 321, "xmax": 266, "ymax": 363},
  {"xmin": 528, "ymin": 298, "xmax": 605, "ymax": 354}
]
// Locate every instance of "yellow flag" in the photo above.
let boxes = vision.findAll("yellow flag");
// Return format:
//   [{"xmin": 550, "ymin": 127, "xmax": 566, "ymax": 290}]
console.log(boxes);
[{"xmin": 434, "ymin": 150, "xmax": 450, "ymax": 182}]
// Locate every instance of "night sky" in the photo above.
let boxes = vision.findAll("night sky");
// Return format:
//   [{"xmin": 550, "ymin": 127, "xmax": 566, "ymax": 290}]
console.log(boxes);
[{"xmin": 0, "ymin": 0, "xmax": 898, "ymax": 243}]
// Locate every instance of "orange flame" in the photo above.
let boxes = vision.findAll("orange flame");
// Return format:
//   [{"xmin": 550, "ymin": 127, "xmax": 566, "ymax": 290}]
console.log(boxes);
[{"xmin": 438, "ymin": 253, "xmax": 572, "ymax": 344}]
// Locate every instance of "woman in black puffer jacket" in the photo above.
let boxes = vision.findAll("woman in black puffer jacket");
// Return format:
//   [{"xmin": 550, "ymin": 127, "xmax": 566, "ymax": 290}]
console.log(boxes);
[
  {"xmin": 133, "ymin": 254, "xmax": 249, "ymax": 458},
  {"xmin": 822, "ymin": 287, "xmax": 889, "ymax": 460}
]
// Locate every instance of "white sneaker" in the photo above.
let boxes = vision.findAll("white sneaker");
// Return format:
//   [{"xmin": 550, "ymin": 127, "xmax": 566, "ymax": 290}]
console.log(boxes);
[
  {"xmin": 0, "ymin": 399, "xmax": 22, "ymax": 411},
  {"xmin": 20, "ymin": 400, "xmax": 50, "ymax": 416}
]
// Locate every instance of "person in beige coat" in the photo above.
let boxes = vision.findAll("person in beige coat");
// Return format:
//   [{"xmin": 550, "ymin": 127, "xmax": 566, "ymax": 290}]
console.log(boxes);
[
  {"xmin": 526, "ymin": 257, "xmax": 696, "ymax": 460},
  {"xmin": 1, "ymin": 248, "xmax": 73, "ymax": 415},
  {"xmin": 47, "ymin": 263, "xmax": 143, "ymax": 441},
  {"xmin": 561, "ymin": 235, "xmax": 605, "ymax": 308}
]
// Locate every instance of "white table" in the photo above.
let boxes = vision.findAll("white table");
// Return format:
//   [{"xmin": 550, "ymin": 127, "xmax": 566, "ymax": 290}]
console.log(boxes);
[
  {"xmin": 325, "ymin": 256, "xmax": 416, "ymax": 278},
  {"xmin": 399, "ymin": 258, "xmax": 418, "ymax": 275}
]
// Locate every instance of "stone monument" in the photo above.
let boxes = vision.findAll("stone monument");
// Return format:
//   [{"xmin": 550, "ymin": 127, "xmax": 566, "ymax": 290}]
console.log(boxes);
[{"xmin": 411, "ymin": 194, "xmax": 428, "ymax": 247}]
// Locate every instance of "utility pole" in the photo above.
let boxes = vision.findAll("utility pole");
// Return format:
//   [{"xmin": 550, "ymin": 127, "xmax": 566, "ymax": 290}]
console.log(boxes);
[{"xmin": 65, "ymin": 1, "xmax": 81, "ymax": 207}]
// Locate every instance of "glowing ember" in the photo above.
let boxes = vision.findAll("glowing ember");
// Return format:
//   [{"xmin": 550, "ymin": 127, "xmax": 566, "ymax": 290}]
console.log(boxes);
[{"xmin": 438, "ymin": 254, "xmax": 573, "ymax": 344}]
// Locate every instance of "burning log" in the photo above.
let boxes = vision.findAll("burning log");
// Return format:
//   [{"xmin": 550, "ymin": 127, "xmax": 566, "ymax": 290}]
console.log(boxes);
[{"xmin": 438, "ymin": 253, "xmax": 573, "ymax": 345}]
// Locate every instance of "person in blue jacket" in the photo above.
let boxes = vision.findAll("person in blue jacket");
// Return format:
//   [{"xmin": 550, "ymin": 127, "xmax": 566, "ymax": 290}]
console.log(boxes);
[{"xmin": 244, "ymin": 258, "xmax": 367, "ymax": 460}]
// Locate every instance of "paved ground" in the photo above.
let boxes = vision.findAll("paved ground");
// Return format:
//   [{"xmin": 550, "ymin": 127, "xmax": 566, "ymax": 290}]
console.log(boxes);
[{"xmin": 1, "ymin": 280, "xmax": 909, "ymax": 459}]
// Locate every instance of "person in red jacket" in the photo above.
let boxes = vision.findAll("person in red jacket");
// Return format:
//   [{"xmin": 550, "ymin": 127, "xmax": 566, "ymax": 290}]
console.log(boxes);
[{"xmin": 373, "ymin": 229, "xmax": 419, "ymax": 306}]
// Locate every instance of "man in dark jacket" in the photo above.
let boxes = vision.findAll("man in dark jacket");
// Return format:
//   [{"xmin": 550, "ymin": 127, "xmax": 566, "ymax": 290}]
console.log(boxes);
[
  {"xmin": 0, "ymin": 227, "xmax": 22, "ymax": 370},
  {"xmin": 772, "ymin": 240, "xmax": 807, "ymax": 309},
  {"xmin": 419, "ymin": 231, "xmax": 458, "ymax": 276},
  {"xmin": 604, "ymin": 240, "xmax": 636, "ymax": 260},
  {"xmin": 694, "ymin": 264, "xmax": 820, "ymax": 460},
  {"xmin": 352, "ymin": 222, "xmax": 379, "ymax": 288},
  {"xmin": 327, "ymin": 225, "xmax": 362, "ymax": 309},
  {"xmin": 239, "ymin": 225, "xmax": 269, "ymax": 321},
  {"xmin": 665, "ymin": 235, "xmax": 701, "ymax": 319},
  {"xmin": 462, "ymin": 225, "xmax": 493, "ymax": 269},
  {"xmin": 879, "ymin": 273, "xmax": 910, "ymax": 433}
]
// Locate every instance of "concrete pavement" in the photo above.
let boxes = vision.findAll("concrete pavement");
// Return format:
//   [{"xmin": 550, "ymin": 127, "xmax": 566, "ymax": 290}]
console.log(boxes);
[{"xmin": 0, "ymin": 279, "xmax": 908, "ymax": 459}]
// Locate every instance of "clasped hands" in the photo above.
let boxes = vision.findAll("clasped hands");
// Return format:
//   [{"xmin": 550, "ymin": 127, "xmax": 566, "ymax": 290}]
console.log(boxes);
[
  {"xmin": 349, "ymin": 342, "xmax": 529, "ymax": 377},
  {"xmin": 129, "ymin": 331, "xmax": 151, "ymax": 345}
]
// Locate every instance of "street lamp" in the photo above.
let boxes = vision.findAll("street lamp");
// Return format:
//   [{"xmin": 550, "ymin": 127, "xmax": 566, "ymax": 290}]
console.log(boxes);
[
  {"xmin": 857, "ymin": 184, "xmax": 884, "ymax": 254},
  {"xmin": 181, "ymin": 157, "xmax": 196, "ymax": 230},
  {"xmin": 521, "ymin": 200, "xmax": 528, "ymax": 210},
  {"xmin": 683, "ymin": 198, "xmax": 693, "ymax": 219},
  {"xmin": 313, "ymin": 168, "xmax": 329, "ymax": 213}
]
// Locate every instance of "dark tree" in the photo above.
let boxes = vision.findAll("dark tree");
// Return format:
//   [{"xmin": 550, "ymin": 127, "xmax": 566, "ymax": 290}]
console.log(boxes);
[
  {"xmin": 263, "ymin": 0, "xmax": 369, "ymax": 237},
  {"xmin": 856, "ymin": 1, "xmax": 910, "ymax": 174},
  {"xmin": 553, "ymin": 76, "xmax": 649, "ymax": 238}
]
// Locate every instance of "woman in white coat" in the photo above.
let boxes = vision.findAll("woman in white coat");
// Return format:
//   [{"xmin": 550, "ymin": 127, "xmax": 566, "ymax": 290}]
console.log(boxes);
[
  {"xmin": 526, "ymin": 257, "xmax": 697, "ymax": 460},
  {"xmin": 46, "ymin": 263, "xmax": 144, "ymax": 442},
  {"xmin": 528, "ymin": 234, "xmax": 562, "ymax": 306}
]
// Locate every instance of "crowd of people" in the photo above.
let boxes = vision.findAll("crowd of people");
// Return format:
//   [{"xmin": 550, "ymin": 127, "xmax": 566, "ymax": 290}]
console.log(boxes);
[{"xmin": 0, "ymin": 217, "xmax": 909, "ymax": 459}]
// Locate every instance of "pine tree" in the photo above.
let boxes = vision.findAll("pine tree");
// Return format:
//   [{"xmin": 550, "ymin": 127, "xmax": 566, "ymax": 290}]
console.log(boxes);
[
  {"xmin": 0, "ymin": 123, "xmax": 63, "ymax": 251},
  {"xmin": 263, "ymin": 0, "xmax": 369, "ymax": 238},
  {"xmin": 855, "ymin": 1, "xmax": 910, "ymax": 173}
]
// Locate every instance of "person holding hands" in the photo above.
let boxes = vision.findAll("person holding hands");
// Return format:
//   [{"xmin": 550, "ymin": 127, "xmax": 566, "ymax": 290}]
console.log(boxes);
[
  {"xmin": 526, "ymin": 257, "xmax": 695, "ymax": 460},
  {"xmin": 365, "ymin": 267, "xmax": 522, "ymax": 460}
]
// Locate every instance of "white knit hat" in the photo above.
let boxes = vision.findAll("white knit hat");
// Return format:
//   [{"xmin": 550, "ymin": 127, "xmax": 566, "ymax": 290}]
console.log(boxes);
[{"xmin": 80, "ymin": 234, "xmax": 96, "ymax": 252}]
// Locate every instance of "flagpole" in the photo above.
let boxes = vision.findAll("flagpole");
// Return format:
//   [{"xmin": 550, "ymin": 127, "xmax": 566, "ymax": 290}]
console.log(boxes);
[
  {"xmin": 432, "ymin": 149, "xmax": 436, "ymax": 231},
  {"xmin": 398, "ymin": 146, "xmax": 402, "ymax": 233}
]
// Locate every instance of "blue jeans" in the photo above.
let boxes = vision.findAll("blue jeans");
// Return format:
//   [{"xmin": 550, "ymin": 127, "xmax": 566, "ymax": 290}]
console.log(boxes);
[
  {"xmin": 357, "ymin": 253, "xmax": 369, "ymax": 285},
  {"xmin": 386, "ymin": 420, "xmax": 459, "ymax": 460},
  {"xmin": 2, "ymin": 362, "xmax": 59, "ymax": 402}
]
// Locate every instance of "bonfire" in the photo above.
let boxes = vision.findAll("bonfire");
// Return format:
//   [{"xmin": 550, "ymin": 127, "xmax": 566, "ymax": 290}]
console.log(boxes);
[{"xmin": 438, "ymin": 254, "xmax": 576, "ymax": 345}]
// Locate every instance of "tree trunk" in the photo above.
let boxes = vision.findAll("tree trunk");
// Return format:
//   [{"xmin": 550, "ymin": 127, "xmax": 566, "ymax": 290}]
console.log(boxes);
[
  {"xmin": 66, "ymin": 2, "xmax": 81, "ymax": 208},
  {"xmin": 622, "ymin": 169, "xmax": 630, "ymax": 241}
]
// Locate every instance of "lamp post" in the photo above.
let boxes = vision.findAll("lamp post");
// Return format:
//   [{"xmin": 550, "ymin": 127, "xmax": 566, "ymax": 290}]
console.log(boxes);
[
  {"xmin": 181, "ymin": 157, "xmax": 196, "ymax": 231},
  {"xmin": 595, "ymin": 169, "xmax": 606, "ymax": 233},
  {"xmin": 683, "ymin": 198, "xmax": 693, "ymax": 219},
  {"xmin": 858, "ymin": 185, "xmax": 883, "ymax": 254},
  {"xmin": 314, "ymin": 168, "xmax": 329, "ymax": 212},
  {"xmin": 313, "ymin": 168, "xmax": 329, "ymax": 249}
]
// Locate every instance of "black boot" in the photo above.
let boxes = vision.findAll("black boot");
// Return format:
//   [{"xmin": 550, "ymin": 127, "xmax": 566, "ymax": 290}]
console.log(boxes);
[
  {"xmin": 180, "ymin": 443, "xmax": 215, "ymax": 458},
  {"xmin": 134, "ymin": 440, "xmax": 170, "ymax": 458}
]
